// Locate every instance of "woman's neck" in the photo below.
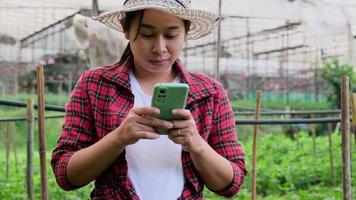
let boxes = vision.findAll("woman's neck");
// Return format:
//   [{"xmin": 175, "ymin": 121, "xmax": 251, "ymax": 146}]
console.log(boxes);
[{"xmin": 132, "ymin": 68, "xmax": 177, "ymax": 95}]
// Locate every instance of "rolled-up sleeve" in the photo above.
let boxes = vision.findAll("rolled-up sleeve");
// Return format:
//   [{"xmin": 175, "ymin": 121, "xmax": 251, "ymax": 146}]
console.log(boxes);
[
  {"xmin": 208, "ymin": 83, "xmax": 247, "ymax": 197},
  {"xmin": 51, "ymin": 71, "xmax": 96, "ymax": 191}
]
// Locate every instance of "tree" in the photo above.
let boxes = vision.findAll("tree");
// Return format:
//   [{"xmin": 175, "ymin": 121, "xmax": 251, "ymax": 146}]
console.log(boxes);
[
  {"xmin": 18, "ymin": 53, "xmax": 88, "ymax": 94},
  {"xmin": 317, "ymin": 59, "xmax": 356, "ymax": 108}
]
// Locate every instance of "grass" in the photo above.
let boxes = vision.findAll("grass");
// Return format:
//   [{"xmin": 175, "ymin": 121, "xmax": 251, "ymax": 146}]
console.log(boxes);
[
  {"xmin": 1, "ymin": 114, "xmax": 355, "ymax": 199},
  {"xmin": 0, "ymin": 117, "xmax": 93, "ymax": 200},
  {"xmin": 231, "ymin": 99, "xmax": 332, "ymax": 111},
  {"xmin": 0, "ymin": 93, "xmax": 69, "ymax": 107},
  {"xmin": 0, "ymin": 94, "xmax": 354, "ymax": 199},
  {"xmin": 1, "ymin": 93, "xmax": 332, "ymax": 111}
]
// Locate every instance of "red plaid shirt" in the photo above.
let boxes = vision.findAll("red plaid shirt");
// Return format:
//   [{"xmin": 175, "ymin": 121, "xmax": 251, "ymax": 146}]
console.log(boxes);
[{"xmin": 51, "ymin": 57, "xmax": 247, "ymax": 199}]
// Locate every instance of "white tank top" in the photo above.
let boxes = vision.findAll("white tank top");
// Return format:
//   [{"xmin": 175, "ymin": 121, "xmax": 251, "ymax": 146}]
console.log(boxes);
[{"xmin": 125, "ymin": 71, "xmax": 184, "ymax": 200}]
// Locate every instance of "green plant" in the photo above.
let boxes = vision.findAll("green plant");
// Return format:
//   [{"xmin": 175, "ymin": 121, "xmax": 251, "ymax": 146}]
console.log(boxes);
[
  {"xmin": 317, "ymin": 59, "xmax": 356, "ymax": 108},
  {"xmin": 1, "ymin": 104, "xmax": 355, "ymax": 199},
  {"xmin": 18, "ymin": 53, "xmax": 89, "ymax": 94},
  {"xmin": 231, "ymin": 99, "xmax": 331, "ymax": 111}
]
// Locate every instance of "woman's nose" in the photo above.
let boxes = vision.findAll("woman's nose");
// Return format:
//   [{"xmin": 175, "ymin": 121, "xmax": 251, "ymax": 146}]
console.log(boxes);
[{"xmin": 152, "ymin": 36, "xmax": 167, "ymax": 55}]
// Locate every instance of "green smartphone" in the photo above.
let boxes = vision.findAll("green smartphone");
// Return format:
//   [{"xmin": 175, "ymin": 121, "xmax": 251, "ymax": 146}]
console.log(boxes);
[{"xmin": 151, "ymin": 83, "xmax": 189, "ymax": 134}]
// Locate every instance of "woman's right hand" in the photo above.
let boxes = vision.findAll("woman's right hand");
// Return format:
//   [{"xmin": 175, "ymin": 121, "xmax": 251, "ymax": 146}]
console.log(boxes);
[{"xmin": 114, "ymin": 107, "xmax": 173, "ymax": 146}]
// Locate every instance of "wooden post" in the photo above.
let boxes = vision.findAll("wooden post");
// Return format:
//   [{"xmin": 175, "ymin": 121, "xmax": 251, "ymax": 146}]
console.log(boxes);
[
  {"xmin": 252, "ymin": 90, "xmax": 262, "ymax": 200},
  {"xmin": 5, "ymin": 122, "xmax": 10, "ymax": 182},
  {"xmin": 37, "ymin": 65, "xmax": 48, "ymax": 200},
  {"xmin": 350, "ymin": 93, "xmax": 356, "ymax": 145},
  {"xmin": 340, "ymin": 76, "xmax": 352, "ymax": 200},
  {"xmin": 327, "ymin": 123, "xmax": 336, "ymax": 186},
  {"xmin": 215, "ymin": 0, "xmax": 222, "ymax": 81},
  {"xmin": 9, "ymin": 123, "xmax": 18, "ymax": 173},
  {"xmin": 91, "ymin": 0, "xmax": 99, "ymax": 16},
  {"xmin": 295, "ymin": 131, "xmax": 300, "ymax": 150},
  {"xmin": 26, "ymin": 99, "xmax": 34, "ymax": 200},
  {"xmin": 349, "ymin": 93, "xmax": 355, "ymax": 173},
  {"xmin": 311, "ymin": 114, "xmax": 317, "ymax": 158}
]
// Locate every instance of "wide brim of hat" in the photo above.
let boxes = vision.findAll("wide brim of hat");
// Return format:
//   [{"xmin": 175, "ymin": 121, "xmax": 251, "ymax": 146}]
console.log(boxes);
[{"xmin": 94, "ymin": 5, "xmax": 219, "ymax": 40}]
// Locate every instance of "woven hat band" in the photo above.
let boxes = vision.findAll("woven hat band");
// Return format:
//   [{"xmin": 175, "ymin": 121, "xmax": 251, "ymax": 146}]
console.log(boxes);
[{"xmin": 123, "ymin": 0, "xmax": 191, "ymax": 9}]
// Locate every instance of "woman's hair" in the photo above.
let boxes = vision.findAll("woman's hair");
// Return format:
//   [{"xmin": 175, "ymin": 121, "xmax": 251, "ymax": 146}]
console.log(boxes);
[{"xmin": 118, "ymin": 10, "xmax": 191, "ymax": 65}]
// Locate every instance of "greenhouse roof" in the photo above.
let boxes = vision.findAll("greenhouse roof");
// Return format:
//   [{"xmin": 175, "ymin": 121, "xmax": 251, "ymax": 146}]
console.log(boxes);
[
  {"xmin": 0, "ymin": 0, "xmax": 355, "ymax": 65},
  {"xmin": 1, "ymin": 0, "xmax": 356, "ymax": 40}
]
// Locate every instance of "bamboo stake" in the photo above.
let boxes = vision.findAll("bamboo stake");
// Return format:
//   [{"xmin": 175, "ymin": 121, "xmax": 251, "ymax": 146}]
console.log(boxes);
[
  {"xmin": 26, "ymin": 99, "xmax": 34, "ymax": 200},
  {"xmin": 37, "ymin": 65, "xmax": 48, "ymax": 200},
  {"xmin": 5, "ymin": 122, "xmax": 10, "ymax": 182},
  {"xmin": 350, "ymin": 93, "xmax": 356, "ymax": 145},
  {"xmin": 340, "ymin": 76, "xmax": 351, "ymax": 200},
  {"xmin": 349, "ymin": 93, "xmax": 355, "ymax": 173},
  {"xmin": 327, "ymin": 123, "xmax": 336, "ymax": 186},
  {"xmin": 215, "ymin": 0, "xmax": 222, "ymax": 81},
  {"xmin": 252, "ymin": 90, "xmax": 262, "ymax": 200},
  {"xmin": 311, "ymin": 114, "xmax": 317, "ymax": 158},
  {"xmin": 295, "ymin": 131, "xmax": 300, "ymax": 150},
  {"xmin": 9, "ymin": 123, "xmax": 18, "ymax": 173}
]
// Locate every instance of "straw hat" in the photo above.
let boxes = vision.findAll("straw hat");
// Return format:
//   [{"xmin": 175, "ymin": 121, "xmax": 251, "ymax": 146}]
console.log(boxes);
[{"xmin": 94, "ymin": 0, "xmax": 219, "ymax": 40}]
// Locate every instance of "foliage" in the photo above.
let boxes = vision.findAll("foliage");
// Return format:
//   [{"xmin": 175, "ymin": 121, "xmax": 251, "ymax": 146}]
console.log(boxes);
[
  {"xmin": 18, "ymin": 53, "xmax": 88, "ymax": 94},
  {"xmin": 317, "ymin": 59, "xmax": 356, "ymax": 108},
  {"xmin": 0, "ymin": 93, "xmax": 69, "ymax": 107},
  {"xmin": 205, "ymin": 131, "xmax": 355, "ymax": 200},
  {"xmin": 0, "ymin": 115, "xmax": 93, "ymax": 199},
  {"xmin": 3, "ymin": 91, "xmax": 331, "ymax": 112},
  {"xmin": 0, "ymin": 106, "xmax": 355, "ymax": 199},
  {"xmin": 231, "ymin": 99, "xmax": 331, "ymax": 111}
]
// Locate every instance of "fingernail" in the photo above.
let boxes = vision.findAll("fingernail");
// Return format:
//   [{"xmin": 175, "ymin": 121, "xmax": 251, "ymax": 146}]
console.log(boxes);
[{"xmin": 166, "ymin": 122, "xmax": 173, "ymax": 128}]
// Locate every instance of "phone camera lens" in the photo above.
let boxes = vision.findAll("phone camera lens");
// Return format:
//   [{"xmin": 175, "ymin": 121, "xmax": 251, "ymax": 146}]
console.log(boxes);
[{"xmin": 160, "ymin": 89, "xmax": 165, "ymax": 94}]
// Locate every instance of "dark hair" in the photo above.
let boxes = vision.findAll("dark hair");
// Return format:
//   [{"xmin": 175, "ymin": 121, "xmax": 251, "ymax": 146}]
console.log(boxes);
[{"xmin": 118, "ymin": 10, "xmax": 191, "ymax": 65}]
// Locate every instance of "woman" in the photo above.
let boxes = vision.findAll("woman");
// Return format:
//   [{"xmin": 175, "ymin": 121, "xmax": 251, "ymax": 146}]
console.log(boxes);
[{"xmin": 51, "ymin": 0, "xmax": 247, "ymax": 199}]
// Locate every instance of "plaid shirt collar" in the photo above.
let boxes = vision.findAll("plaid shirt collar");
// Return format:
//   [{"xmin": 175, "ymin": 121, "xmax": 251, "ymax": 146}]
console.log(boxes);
[{"xmin": 100, "ymin": 57, "xmax": 217, "ymax": 105}]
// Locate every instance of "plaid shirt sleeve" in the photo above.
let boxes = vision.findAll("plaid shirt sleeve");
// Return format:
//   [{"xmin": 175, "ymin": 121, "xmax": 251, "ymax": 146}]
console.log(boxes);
[
  {"xmin": 51, "ymin": 71, "xmax": 96, "ymax": 191},
  {"xmin": 208, "ymin": 82, "xmax": 247, "ymax": 197}
]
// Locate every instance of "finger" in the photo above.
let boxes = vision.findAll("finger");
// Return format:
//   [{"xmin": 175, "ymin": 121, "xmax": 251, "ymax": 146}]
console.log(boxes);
[
  {"xmin": 138, "ymin": 115, "xmax": 173, "ymax": 129},
  {"xmin": 169, "ymin": 120, "xmax": 188, "ymax": 129},
  {"xmin": 168, "ymin": 129, "xmax": 185, "ymax": 138},
  {"xmin": 168, "ymin": 134, "xmax": 186, "ymax": 144},
  {"xmin": 137, "ymin": 131, "xmax": 160, "ymax": 140},
  {"xmin": 172, "ymin": 109, "xmax": 193, "ymax": 120},
  {"xmin": 134, "ymin": 122, "xmax": 158, "ymax": 133},
  {"xmin": 133, "ymin": 107, "xmax": 160, "ymax": 116}
]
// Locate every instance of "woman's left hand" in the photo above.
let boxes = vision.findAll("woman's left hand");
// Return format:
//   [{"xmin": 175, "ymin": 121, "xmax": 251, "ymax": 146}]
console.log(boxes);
[{"xmin": 168, "ymin": 109, "xmax": 206, "ymax": 153}]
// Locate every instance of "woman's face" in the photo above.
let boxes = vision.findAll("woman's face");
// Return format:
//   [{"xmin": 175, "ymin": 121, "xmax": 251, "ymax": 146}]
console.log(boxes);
[{"xmin": 125, "ymin": 9, "xmax": 187, "ymax": 76}]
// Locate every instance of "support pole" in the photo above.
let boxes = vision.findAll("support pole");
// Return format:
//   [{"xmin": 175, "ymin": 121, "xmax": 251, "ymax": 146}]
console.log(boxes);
[
  {"xmin": 92, "ymin": 0, "xmax": 99, "ymax": 16},
  {"xmin": 346, "ymin": 23, "xmax": 354, "ymax": 64},
  {"xmin": 37, "ymin": 65, "xmax": 48, "ymax": 200},
  {"xmin": 340, "ymin": 76, "xmax": 351, "ymax": 200},
  {"xmin": 10, "ymin": 122, "xmax": 18, "ymax": 173},
  {"xmin": 327, "ymin": 123, "xmax": 336, "ymax": 186},
  {"xmin": 26, "ymin": 99, "xmax": 34, "ymax": 200},
  {"xmin": 5, "ymin": 122, "xmax": 10, "ymax": 182},
  {"xmin": 350, "ymin": 93, "xmax": 356, "ymax": 145},
  {"xmin": 252, "ymin": 90, "xmax": 262, "ymax": 200},
  {"xmin": 215, "ymin": 0, "xmax": 222, "ymax": 81},
  {"xmin": 311, "ymin": 114, "xmax": 317, "ymax": 158}
]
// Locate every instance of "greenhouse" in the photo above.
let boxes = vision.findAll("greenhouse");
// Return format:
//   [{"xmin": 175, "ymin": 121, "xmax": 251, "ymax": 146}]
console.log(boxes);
[{"xmin": 0, "ymin": 0, "xmax": 355, "ymax": 199}]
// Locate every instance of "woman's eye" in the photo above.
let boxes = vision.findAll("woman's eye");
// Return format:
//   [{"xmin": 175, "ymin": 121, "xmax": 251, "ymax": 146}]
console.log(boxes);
[
  {"xmin": 141, "ymin": 33, "xmax": 153, "ymax": 37},
  {"xmin": 165, "ymin": 35, "xmax": 178, "ymax": 39}
]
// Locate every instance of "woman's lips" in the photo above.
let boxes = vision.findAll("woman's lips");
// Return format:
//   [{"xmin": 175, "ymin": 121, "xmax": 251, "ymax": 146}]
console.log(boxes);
[{"xmin": 149, "ymin": 59, "xmax": 169, "ymax": 66}]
